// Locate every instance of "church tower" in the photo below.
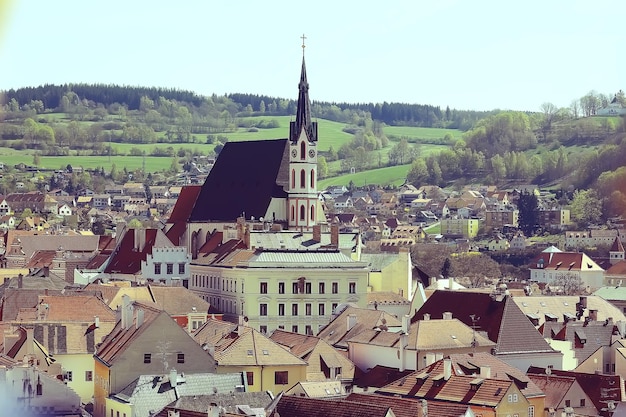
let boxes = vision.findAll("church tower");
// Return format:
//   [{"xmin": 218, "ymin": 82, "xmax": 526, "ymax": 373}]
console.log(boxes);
[{"xmin": 288, "ymin": 35, "xmax": 318, "ymax": 231}]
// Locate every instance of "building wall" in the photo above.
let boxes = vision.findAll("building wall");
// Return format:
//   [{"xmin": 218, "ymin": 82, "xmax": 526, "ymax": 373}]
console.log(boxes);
[
  {"xmin": 440, "ymin": 218, "xmax": 480, "ymax": 239},
  {"xmin": 142, "ymin": 246, "xmax": 191, "ymax": 285},
  {"xmin": 495, "ymin": 385, "xmax": 530, "ymax": 417},
  {"xmin": 190, "ymin": 262, "xmax": 369, "ymax": 335},
  {"xmin": 217, "ymin": 364, "xmax": 305, "ymax": 395},
  {"xmin": 367, "ymin": 250, "xmax": 412, "ymax": 298},
  {"xmin": 55, "ymin": 352, "xmax": 98, "ymax": 403}
]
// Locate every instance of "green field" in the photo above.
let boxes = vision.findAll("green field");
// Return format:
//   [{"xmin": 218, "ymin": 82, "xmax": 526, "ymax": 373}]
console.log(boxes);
[
  {"xmin": 384, "ymin": 126, "xmax": 463, "ymax": 142},
  {"xmin": 319, "ymin": 164, "xmax": 412, "ymax": 189}
]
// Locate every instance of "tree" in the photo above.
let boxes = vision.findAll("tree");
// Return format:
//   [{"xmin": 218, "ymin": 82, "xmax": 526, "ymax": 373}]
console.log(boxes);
[
  {"xmin": 127, "ymin": 218, "xmax": 143, "ymax": 229},
  {"xmin": 21, "ymin": 208, "xmax": 33, "ymax": 219},
  {"xmin": 570, "ymin": 189, "xmax": 603, "ymax": 226},
  {"xmin": 406, "ymin": 158, "xmax": 428, "ymax": 187},
  {"xmin": 451, "ymin": 253, "xmax": 501, "ymax": 288},
  {"xmin": 388, "ymin": 139, "xmax": 411, "ymax": 165},
  {"xmin": 91, "ymin": 220, "xmax": 106, "ymax": 235},
  {"xmin": 551, "ymin": 272, "xmax": 584, "ymax": 295},
  {"xmin": 441, "ymin": 258, "xmax": 452, "ymax": 279},
  {"xmin": 518, "ymin": 190, "xmax": 539, "ymax": 236},
  {"xmin": 317, "ymin": 156, "xmax": 328, "ymax": 179},
  {"xmin": 32, "ymin": 153, "xmax": 41, "ymax": 166},
  {"xmin": 540, "ymin": 102, "xmax": 558, "ymax": 139}
]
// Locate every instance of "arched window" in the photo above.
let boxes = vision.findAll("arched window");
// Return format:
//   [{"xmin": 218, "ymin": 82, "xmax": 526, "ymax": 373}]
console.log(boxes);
[
  {"xmin": 300, "ymin": 169, "xmax": 305, "ymax": 188},
  {"xmin": 291, "ymin": 205, "xmax": 295, "ymax": 221},
  {"xmin": 291, "ymin": 169, "xmax": 295, "ymax": 188},
  {"xmin": 300, "ymin": 205, "xmax": 305, "ymax": 221},
  {"xmin": 310, "ymin": 169, "xmax": 315, "ymax": 188},
  {"xmin": 310, "ymin": 205, "xmax": 315, "ymax": 221},
  {"xmin": 300, "ymin": 141, "xmax": 306, "ymax": 160}
]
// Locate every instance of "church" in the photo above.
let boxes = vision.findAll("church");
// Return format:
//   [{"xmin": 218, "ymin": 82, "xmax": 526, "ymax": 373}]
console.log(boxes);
[{"xmin": 171, "ymin": 47, "xmax": 325, "ymax": 258}]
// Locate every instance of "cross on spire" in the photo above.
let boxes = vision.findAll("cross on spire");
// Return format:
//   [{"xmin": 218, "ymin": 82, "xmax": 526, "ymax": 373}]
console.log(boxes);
[{"xmin": 301, "ymin": 34, "xmax": 307, "ymax": 55}]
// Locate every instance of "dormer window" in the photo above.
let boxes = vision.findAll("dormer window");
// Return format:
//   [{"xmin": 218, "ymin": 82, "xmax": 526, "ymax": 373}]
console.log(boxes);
[{"xmin": 300, "ymin": 141, "xmax": 306, "ymax": 160}]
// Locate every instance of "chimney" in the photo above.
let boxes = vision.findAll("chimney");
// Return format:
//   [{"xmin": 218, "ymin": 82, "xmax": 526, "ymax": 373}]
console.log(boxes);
[
  {"xmin": 402, "ymin": 314, "xmax": 410, "ymax": 334},
  {"xmin": 43, "ymin": 266, "xmax": 49, "ymax": 277},
  {"xmin": 448, "ymin": 277, "xmax": 454, "ymax": 290},
  {"xmin": 578, "ymin": 296, "xmax": 588, "ymax": 309},
  {"xmin": 479, "ymin": 366, "xmax": 491, "ymax": 378},
  {"xmin": 313, "ymin": 224, "xmax": 321, "ymax": 242},
  {"xmin": 423, "ymin": 313, "xmax": 430, "ymax": 321},
  {"xmin": 135, "ymin": 308, "xmax": 145, "ymax": 329},
  {"xmin": 18, "ymin": 274, "xmax": 23, "ymax": 288},
  {"xmin": 121, "ymin": 294, "xmax": 133, "ymax": 329},
  {"xmin": 244, "ymin": 226, "xmax": 250, "ymax": 249},
  {"xmin": 25, "ymin": 326, "xmax": 34, "ymax": 355},
  {"xmin": 399, "ymin": 333, "xmax": 408, "ymax": 372},
  {"xmin": 347, "ymin": 314, "xmax": 357, "ymax": 331},
  {"xmin": 331, "ymin": 224, "xmax": 339, "ymax": 247},
  {"xmin": 442, "ymin": 312, "xmax": 453, "ymax": 320},
  {"xmin": 169, "ymin": 368, "xmax": 177, "ymax": 386},
  {"xmin": 444, "ymin": 358, "xmax": 452, "ymax": 380},
  {"xmin": 589, "ymin": 309, "xmax": 598, "ymax": 321},
  {"xmin": 430, "ymin": 277, "xmax": 437, "ymax": 287},
  {"xmin": 94, "ymin": 316, "xmax": 100, "ymax": 328}
]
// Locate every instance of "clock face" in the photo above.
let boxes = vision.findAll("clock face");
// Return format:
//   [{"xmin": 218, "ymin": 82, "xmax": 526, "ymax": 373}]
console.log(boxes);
[
  {"xmin": 308, "ymin": 149, "xmax": 316, "ymax": 158},
  {"xmin": 291, "ymin": 149, "xmax": 297, "ymax": 158}
]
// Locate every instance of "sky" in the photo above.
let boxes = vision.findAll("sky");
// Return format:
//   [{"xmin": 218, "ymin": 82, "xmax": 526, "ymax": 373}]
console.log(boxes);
[{"xmin": 0, "ymin": 0, "xmax": 624, "ymax": 112}]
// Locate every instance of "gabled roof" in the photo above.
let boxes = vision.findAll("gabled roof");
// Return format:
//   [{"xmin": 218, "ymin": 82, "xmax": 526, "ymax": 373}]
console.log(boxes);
[
  {"xmin": 353, "ymin": 365, "xmax": 414, "ymax": 389},
  {"xmin": 114, "ymin": 372, "xmax": 247, "ymax": 417},
  {"xmin": 95, "ymin": 301, "xmax": 164, "ymax": 365},
  {"xmin": 269, "ymin": 329, "xmax": 356, "ymax": 380},
  {"xmin": 527, "ymin": 366, "xmax": 622, "ymax": 415},
  {"xmin": 413, "ymin": 291, "xmax": 556, "ymax": 355},
  {"xmin": 447, "ymin": 352, "xmax": 545, "ymax": 399},
  {"xmin": 148, "ymin": 285, "xmax": 211, "ymax": 316},
  {"xmin": 104, "ymin": 228, "xmax": 175, "ymax": 274},
  {"xmin": 16, "ymin": 294, "xmax": 115, "ymax": 322},
  {"xmin": 377, "ymin": 359, "xmax": 515, "ymax": 407},
  {"xmin": 530, "ymin": 251, "xmax": 603, "ymax": 271},
  {"xmin": 610, "ymin": 236, "xmax": 625, "ymax": 253},
  {"xmin": 193, "ymin": 319, "xmax": 305, "ymax": 367},
  {"xmin": 189, "ymin": 139, "xmax": 289, "ymax": 222},
  {"xmin": 276, "ymin": 396, "xmax": 392, "ymax": 417},
  {"xmin": 514, "ymin": 295, "xmax": 626, "ymax": 326},
  {"xmin": 527, "ymin": 373, "xmax": 577, "ymax": 408},
  {"xmin": 347, "ymin": 392, "xmax": 474, "ymax": 417},
  {"xmin": 157, "ymin": 391, "xmax": 274, "ymax": 417},
  {"xmin": 539, "ymin": 320, "xmax": 615, "ymax": 365},
  {"xmin": 165, "ymin": 185, "xmax": 201, "ymax": 244},
  {"xmin": 317, "ymin": 306, "xmax": 402, "ymax": 349}
]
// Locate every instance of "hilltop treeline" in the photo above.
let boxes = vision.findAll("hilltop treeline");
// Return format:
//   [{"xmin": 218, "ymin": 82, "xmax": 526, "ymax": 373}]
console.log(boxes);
[
  {"xmin": 228, "ymin": 93, "xmax": 495, "ymax": 129},
  {"xmin": 1, "ymin": 84, "xmax": 204, "ymax": 111}
]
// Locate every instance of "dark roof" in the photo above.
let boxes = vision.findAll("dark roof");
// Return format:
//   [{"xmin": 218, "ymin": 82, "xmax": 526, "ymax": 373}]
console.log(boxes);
[
  {"xmin": 167, "ymin": 185, "xmax": 202, "ymax": 224},
  {"xmin": 189, "ymin": 139, "xmax": 289, "ymax": 222},
  {"xmin": 413, "ymin": 291, "xmax": 556, "ymax": 355},
  {"xmin": 527, "ymin": 366, "xmax": 622, "ymax": 416},
  {"xmin": 539, "ymin": 321, "xmax": 615, "ymax": 365},
  {"xmin": 104, "ymin": 229, "xmax": 160, "ymax": 274},
  {"xmin": 275, "ymin": 396, "xmax": 392, "ymax": 417},
  {"xmin": 611, "ymin": 236, "xmax": 625, "ymax": 253},
  {"xmin": 353, "ymin": 365, "xmax": 414, "ymax": 389}
]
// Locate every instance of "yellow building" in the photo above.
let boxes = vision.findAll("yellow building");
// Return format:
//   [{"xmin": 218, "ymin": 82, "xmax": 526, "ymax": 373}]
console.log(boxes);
[
  {"xmin": 440, "ymin": 218, "xmax": 480, "ymax": 239},
  {"xmin": 190, "ymin": 226, "xmax": 369, "ymax": 335},
  {"xmin": 362, "ymin": 248, "xmax": 413, "ymax": 299},
  {"xmin": 193, "ymin": 319, "xmax": 307, "ymax": 394}
]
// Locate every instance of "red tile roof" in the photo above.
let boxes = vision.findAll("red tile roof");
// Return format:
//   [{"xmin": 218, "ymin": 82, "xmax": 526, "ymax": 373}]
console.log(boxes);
[
  {"xmin": 276, "ymin": 396, "xmax": 393, "ymax": 417},
  {"xmin": 104, "ymin": 228, "xmax": 174, "ymax": 274}
]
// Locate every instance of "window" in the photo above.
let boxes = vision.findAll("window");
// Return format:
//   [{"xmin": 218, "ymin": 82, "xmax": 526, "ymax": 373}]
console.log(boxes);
[
  {"xmin": 300, "ymin": 205, "xmax": 305, "ymax": 221},
  {"xmin": 279, "ymin": 282, "xmax": 285, "ymax": 294},
  {"xmin": 275, "ymin": 370, "xmax": 289, "ymax": 385},
  {"xmin": 177, "ymin": 353, "xmax": 185, "ymax": 364},
  {"xmin": 154, "ymin": 263, "xmax": 161, "ymax": 275},
  {"xmin": 305, "ymin": 303, "xmax": 312, "ymax": 316},
  {"xmin": 292, "ymin": 325, "xmax": 298, "ymax": 333},
  {"xmin": 292, "ymin": 282, "xmax": 299, "ymax": 294},
  {"xmin": 528, "ymin": 406, "xmax": 535, "ymax": 417},
  {"xmin": 166, "ymin": 263, "xmax": 173, "ymax": 274},
  {"xmin": 305, "ymin": 282, "xmax": 311, "ymax": 294},
  {"xmin": 332, "ymin": 303, "xmax": 338, "ymax": 313},
  {"xmin": 310, "ymin": 205, "xmax": 315, "ymax": 221},
  {"xmin": 260, "ymin": 282, "xmax": 268, "ymax": 294},
  {"xmin": 278, "ymin": 303, "xmax": 285, "ymax": 316},
  {"xmin": 291, "ymin": 169, "xmax": 295, "ymax": 188},
  {"xmin": 319, "ymin": 282, "xmax": 325, "ymax": 294},
  {"xmin": 36, "ymin": 381, "xmax": 42, "ymax": 395},
  {"xmin": 144, "ymin": 353, "xmax": 151, "ymax": 363},
  {"xmin": 246, "ymin": 371, "xmax": 254, "ymax": 386},
  {"xmin": 319, "ymin": 303, "xmax": 325, "ymax": 316},
  {"xmin": 66, "ymin": 371, "xmax": 73, "ymax": 382},
  {"xmin": 349, "ymin": 282, "xmax": 356, "ymax": 294},
  {"xmin": 292, "ymin": 304, "xmax": 298, "ymax": 315},
  {"xmin": 85, "ymin": 371, "xmax": 93, "ymax": 382},
  {"xmin": 260, "ymin": 304, "xmax": 268, "ymax": 316},
  {"xmin": 300, "ymin": 141, "xmax": 306, "ymax": 160},
  {"xmin": 565, "ymin": 400, "xmax": 570, "ymax": 407},
  {"xmin": 260, "ymin": 325, "xmax": 267, "ymax": 334},
  {"xmin": 310, "ymin": 169, "xmax": 315, "ymax": 188},
  {"xmin": 178, "ymin": 263, "xmax": 185, "ymax": 274},
  {"xmin": 580, "ymin": 399, "xmax": 585, "ymax": 407},
  {"xmin": 300, "ymin": 169, "xmax": 305, "ymax": 188},
  {"xmin": 305, "ymin": 325, "xmax": 312, "ymax": 335},
  {"xmin": 332, "ymin": 282, "xmax": 338, "ymax": 294}
]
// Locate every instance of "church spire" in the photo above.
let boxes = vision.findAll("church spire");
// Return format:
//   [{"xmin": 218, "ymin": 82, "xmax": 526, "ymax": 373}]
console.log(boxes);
[{"xmin": 290, "ymin": 34, "xmax": 317, "ymax": 143}]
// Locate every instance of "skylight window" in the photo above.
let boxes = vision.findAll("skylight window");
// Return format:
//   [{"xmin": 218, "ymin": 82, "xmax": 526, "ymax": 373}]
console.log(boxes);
[
  {"xmin": 262, "ymin": 349, "xmax": 269, "ymax": 355},
  {"xmin": 247, "ymin": 350, "xmax": 253, "ymax": 356}
]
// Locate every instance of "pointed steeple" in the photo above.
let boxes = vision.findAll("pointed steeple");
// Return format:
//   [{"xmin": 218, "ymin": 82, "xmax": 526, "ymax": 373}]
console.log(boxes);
[{"xmin": 290, "ymin": 36, "xmax": 317, "ymax": 143}]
